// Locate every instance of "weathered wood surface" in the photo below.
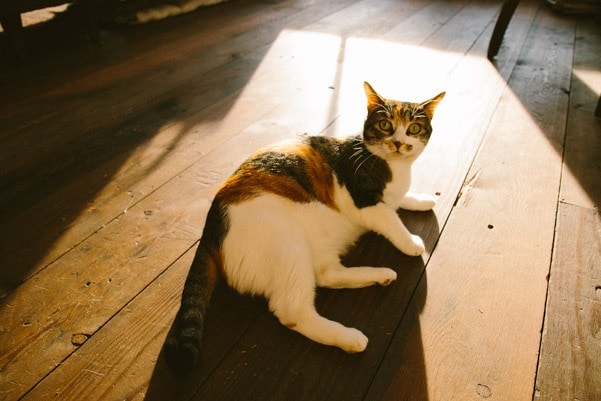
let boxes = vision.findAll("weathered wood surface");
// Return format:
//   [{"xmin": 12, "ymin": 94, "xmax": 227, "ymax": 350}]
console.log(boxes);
[
  {"xmin": 534, "ymin": 15, "xmax": 601, "ymax": 401},
  {"xmin": 0, "ymin": 0, "xmax": 598, "ymax": 400},
  {"xmin": 535, "ymin": 204, "xmax": 601, "ymax": 401},
  {"xmin": 557, "ymin": 16, "xmax": 601, "ymax": 211}
]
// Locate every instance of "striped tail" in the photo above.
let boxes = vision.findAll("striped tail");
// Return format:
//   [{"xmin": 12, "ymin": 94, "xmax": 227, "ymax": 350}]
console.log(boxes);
[{"xmin": 164, "ymin": 201, "xmax": 228, "ymax": 372}]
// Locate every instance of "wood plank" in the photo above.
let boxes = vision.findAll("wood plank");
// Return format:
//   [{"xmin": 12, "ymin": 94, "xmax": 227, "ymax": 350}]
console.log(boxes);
[
  {"xmin": 534, "ymin": 15, "xmax": 601, "ymax": 401},
  {"xmin": 19, "ymin": 247, "xmax": 266, "ymax": 401},
  {"xmin": 558, "ymin": 16, "xmax": 601, "ymax": 210},
  {"xmin": 534, "ymin": 204, "xmax": 601, "ymax": 400},
  {"xmin": 0, "ymin": 174, "xmax": 205, "ymax": 400},
  {"xmin": 489, "ymin": 0, "xmax": 544, "ymax": 76},
  {"xmin": 366, "ymin": 3, "xmax": 575, "ymax": 400}
]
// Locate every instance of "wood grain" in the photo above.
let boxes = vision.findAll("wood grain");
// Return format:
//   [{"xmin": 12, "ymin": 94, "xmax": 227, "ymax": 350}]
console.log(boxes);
[
  {"xmin": 559, "ymin": 16, "xmax": 601, "ymax": 210},
  {"xmin": 534, "ymin": 204, "xmax": 601, "ymax": 400},
  {"xmin": 534, "ymin": 14, "xmax": 601, "ymax": 401}
]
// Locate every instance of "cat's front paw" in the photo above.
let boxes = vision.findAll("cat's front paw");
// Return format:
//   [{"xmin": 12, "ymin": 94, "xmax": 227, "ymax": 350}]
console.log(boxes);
[
  {"xmin": 414, "ymin": 195, "xmax": 437, "ymax": 211},
  {"xmin": 400, "ymin": 193, "xmax": 437, "ymax": 211},
  {"xmin": 401, "ymin": 234, "xmax": 426, "ymax": 256},
  {"xmin": 339, "ymin": 328, "xmax": 368, "ymax": 353}
]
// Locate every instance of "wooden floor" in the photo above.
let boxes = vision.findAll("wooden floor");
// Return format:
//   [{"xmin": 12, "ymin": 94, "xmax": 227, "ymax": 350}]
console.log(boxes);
[{"xmin": 1, "ymin": 0, "xmax": 600, "ymax": 399}]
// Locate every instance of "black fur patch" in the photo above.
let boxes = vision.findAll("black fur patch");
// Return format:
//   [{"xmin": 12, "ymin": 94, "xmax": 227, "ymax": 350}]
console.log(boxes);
[
  {"xmin": 239, "ymin": 152, "xmax": 317, "ymax": 199},
  {"xmin": 305, "ymin": 135, "xmax": 391, "ymax": 208}
]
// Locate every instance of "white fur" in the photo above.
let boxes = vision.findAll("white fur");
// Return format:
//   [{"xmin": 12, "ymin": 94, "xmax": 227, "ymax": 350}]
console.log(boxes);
[
  {"xmin": 370, "ymin": 126, "xmax": 438, "ymax": 213},
  {"xmin": 220, "ymin": 162, "xmax": 434, "ymax": 352},
  {"xmin": 384, "ymin": 159, "xmax": 437, "ymax": 212}
]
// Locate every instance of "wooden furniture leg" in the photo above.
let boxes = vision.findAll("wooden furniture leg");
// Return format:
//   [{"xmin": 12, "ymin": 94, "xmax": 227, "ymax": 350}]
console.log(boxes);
[
  {"xmin": 488, "ymin": 1, "xmax": 601, "ymax": 119},
  {"xmin": 488, "ymin": 0, "xmax": 520, "ymax": 60},
  {"xmin": 0, "ymin": 12, "xmax": 26, "ymax": 61},
  {"xmin": 1, "ymin": 0, "xmax": 99, "ymax": 62}
]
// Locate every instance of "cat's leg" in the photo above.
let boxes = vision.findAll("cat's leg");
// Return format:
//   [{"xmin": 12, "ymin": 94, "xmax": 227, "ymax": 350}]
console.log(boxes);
[
  {"xmin": 266, "ymin": 253, "xmax": 369, "ymax": 353},
  {"xmin": 398, "ymin": 192, "xmax": 437, "ymax": 211},
  {"xmin": 357, "ymin": 203, "xmax": 425, "ymax": 256},
  {"xmin": 225, "ymin": 197, "xmax": 368, "ymax": 352},
  {"xmin": 269, "ymin": 284, "xmax": 369, "ymax": 353},
  {"xmin": 316, "ymin": 261, "xmax": 397, "ymax": 289}
]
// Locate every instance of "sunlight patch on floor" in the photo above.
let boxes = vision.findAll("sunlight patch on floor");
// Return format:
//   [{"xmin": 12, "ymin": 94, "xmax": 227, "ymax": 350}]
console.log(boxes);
[{"xmin": 572, "ymin": 67, "xmax": 601, "ymax": 98}]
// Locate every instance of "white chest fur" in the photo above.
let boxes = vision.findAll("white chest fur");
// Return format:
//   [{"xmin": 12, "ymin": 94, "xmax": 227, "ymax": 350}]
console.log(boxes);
[{"xmin": 381, "ymin": 159, "xmax": 413, "ymax": 210}]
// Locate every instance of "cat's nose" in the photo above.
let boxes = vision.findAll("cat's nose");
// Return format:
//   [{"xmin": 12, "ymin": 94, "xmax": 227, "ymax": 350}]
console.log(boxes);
[{"xmin": 391, "ymin": 140, "xmax": 413, "ymax": 152}]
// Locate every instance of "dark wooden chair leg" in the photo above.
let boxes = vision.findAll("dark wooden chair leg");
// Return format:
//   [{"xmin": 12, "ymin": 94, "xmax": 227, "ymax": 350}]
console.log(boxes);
[
  {"xmin": 1, "ymin": 0, "xmax": 100, "ymax": 62},
  {"xmin": 0, "ymin": 12, "xmax": 26, "ymax": 62},
  {"xmin": 488, "ymin": 0, "xmax": 520, "ymax": 60}
]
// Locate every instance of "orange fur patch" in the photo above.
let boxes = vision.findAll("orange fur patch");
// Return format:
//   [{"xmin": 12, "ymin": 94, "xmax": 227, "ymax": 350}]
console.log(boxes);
[
  {"xmin": 215, "ymin": 143, "xmax": 337, "ymax": 209},
  {"xmin": 217, "ymin": 171, "xmax": 313, "ymax": 204},
  {"xmin": 292, "ymin": 144, "xmax": 337, "ymax": 209}
]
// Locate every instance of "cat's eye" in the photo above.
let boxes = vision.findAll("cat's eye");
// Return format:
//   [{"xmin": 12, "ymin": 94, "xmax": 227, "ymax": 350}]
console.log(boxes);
[
  {"xmin": 378, "ymin": 120, "xmax": 392, "ymax": 131},
  {"xmin": 407, "ymin": 123, "xmax": 421, "ymax": 135}
]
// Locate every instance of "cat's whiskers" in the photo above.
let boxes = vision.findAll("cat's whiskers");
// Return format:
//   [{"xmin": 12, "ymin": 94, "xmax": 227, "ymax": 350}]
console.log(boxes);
[
  {"xmin": 350, "ymin": 146, "xmax": 367, "ymax": 164},
  {"xmin": 376, "ymin": 104, "xmax": 393, "ymax": 118},
  {"xmin": 351, "ymin": 146, "xmax": 380, "ymax": 176}
]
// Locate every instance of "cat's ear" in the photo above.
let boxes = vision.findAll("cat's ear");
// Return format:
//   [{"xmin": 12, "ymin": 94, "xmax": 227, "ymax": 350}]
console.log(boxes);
[
  {"xmin": 420, "ymin": 92, "xmax": 446, "ymax": 119},
  {"xmin": 364, "ymin": 81, "xmax": 387, "ymax": 113}
]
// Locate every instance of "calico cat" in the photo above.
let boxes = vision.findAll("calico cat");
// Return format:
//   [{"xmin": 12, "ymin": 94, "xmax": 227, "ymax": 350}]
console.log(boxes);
[{"xmin": 164, "ymin": 82, "xmax": 445, "ymax": 370}]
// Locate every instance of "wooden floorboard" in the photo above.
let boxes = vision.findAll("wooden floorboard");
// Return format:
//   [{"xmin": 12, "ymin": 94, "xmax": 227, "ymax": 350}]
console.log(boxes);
[
  {"xmin": 534, "ymin": 14, "xmax": 601, "ymax": 401},
  {"xmin": 534, "ymin": 203, "xmax": 601, "ymax": 400},
  {"xmin": 0, "ymin": 0, "xmax": 599, "ymax": 400},
  {"xmin": 557, "ymin": 16, "xmax": 601, "ymax": 211}
]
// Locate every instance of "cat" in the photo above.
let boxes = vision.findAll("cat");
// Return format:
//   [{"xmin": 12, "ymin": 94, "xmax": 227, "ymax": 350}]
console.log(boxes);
[{"xmin": 164, "ymin": 82, "xmax": 445, "ymax": 370}]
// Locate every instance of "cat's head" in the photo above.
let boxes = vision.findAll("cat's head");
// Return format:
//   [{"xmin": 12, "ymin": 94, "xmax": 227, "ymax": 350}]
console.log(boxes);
[{"xmin": 362, "ymin": 81, "xmax": 445, "ymax": 161}]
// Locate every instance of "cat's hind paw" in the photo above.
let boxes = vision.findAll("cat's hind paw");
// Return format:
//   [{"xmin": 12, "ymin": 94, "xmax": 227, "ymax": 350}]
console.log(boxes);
[
  {"xmin": 376, "ymin": 268, "xmax": 397, "ymax": 286},
  {"xmin": 339, "ymin": 328, "xmax": 368, "ymax": 353}
]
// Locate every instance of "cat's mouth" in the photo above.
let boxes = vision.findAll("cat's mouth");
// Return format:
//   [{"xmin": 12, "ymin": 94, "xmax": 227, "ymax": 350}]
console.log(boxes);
[
  {"xmin": 397, "ymin": 144, "xmax": 413, "ymax": 154},
  {"xmin": 385, "ymin": 141, "xmax": 414, "ymax": 159},
  {"xmin": 388, "ymin": 140, "xmax": 413, "ymax": 153},
  {"xmin": 366, "ymin": 142, "xmax": 415, "ymax": 161}
]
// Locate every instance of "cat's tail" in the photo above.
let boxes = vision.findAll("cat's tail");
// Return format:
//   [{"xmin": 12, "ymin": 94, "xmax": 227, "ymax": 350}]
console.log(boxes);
[{"xmin": 163, "ymin": 201, "xmax": 228, "ymax": 372}]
